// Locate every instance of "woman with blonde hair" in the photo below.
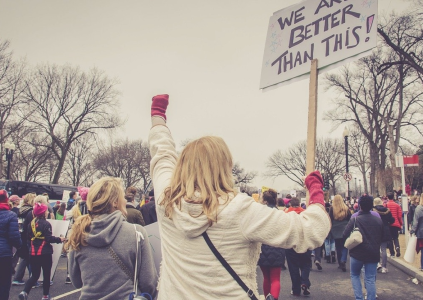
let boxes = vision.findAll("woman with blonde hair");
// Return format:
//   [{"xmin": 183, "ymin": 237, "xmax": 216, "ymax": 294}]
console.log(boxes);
[
  {"xmin": 13, "ymin": 193, "xmax": 36, "ymax": 286},
  {"xmin": 148, "ymin": 94, "xmax": 330, "ymax": 299},
  {"xmin": 329, "ymin": 195, "xmax": 351, "ymax": 272},
  {"xmin": 66, "ymin": 177, "xmax": 157, "ymax": 299},
  {"xmin": 410, "ymin": 194, "xmax": 423, "ymax": 271}
]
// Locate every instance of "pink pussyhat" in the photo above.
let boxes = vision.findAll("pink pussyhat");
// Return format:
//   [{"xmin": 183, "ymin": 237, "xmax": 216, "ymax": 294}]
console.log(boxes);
[
  {"xmin": 78, "ymin": 186, "xmax": 89, "ymax": 201},
  {"xmin": 33, "ymin": 202, "xmax": 48, "ymax": 217}
]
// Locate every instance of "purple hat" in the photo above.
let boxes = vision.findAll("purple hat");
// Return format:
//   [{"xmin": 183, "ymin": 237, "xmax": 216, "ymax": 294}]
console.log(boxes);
[{"xmin": 33, "ymin": 203, "xmax": 48, "ymax": 217}]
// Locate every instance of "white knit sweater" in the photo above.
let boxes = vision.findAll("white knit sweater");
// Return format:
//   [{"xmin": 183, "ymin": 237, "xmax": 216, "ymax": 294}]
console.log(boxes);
[{"xmin": 149, "ymin": 125, "xmax": 330, "ymax": 300}]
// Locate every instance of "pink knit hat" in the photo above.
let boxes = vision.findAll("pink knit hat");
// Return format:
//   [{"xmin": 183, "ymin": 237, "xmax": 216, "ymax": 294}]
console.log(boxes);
[
  {"xmin": 78, "ymin": 186, "xmax": 89, "ymax": 201},
  {"xmin": 9, "ymin": 195, "xmax": 22, "ymax": 204},
  {"xmin": 33, "ymin": 202, "xmax": 48, "ymax": 217}
]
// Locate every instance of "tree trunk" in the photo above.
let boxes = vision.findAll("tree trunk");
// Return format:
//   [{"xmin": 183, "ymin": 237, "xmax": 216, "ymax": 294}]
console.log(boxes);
[{"xmin": 52, "ymin": 148, "xmax": 69, "ymax": 184}]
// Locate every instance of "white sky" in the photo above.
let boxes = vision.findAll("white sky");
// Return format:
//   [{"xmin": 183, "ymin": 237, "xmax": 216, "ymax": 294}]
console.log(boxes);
[{"xmin": 0, "ymin": 0, "xmax": 409, "ymax": 190}]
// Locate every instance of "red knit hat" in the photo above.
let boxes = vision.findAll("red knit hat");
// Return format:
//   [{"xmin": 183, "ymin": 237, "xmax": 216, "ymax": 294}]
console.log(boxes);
[
  {"xmin": 0, "ymin": 190, "xmax": 9, "ymax": 203},
  {"xmin": 304, "ymin": 171, "xmax": 325, "ymax": 206}
]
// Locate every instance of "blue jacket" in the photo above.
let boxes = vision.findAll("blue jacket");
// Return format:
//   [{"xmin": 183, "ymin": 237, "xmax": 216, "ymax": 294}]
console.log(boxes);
[{"xmin": 0, "ymin": 209, "xmax": 22, "ymax": 257}]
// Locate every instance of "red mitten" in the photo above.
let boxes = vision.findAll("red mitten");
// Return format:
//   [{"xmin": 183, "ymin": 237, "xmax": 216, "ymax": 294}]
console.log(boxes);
[
  {"xmin": 305, "ymin": 171, "xmax": 324, "ymax": 206},
  {"xmin": 151, "ymin": 94, "xmax": 169, "ymax": 120}
]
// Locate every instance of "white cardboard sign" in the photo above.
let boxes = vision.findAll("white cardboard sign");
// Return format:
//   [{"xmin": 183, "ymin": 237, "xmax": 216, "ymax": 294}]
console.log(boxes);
[{"xmin": 260, "ymin": 0, "xmax": 378, "ymax": 89}]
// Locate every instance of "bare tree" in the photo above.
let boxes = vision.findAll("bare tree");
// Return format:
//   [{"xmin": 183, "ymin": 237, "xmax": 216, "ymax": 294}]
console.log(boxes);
[
  {"xmin": 0, "ymin": 40, "xmax": 27, "ymax": 178},
  {"xmin": 24, "ymin": 64, "xmax": 122, "ymax": 183},
  {"xmin": 347, "ymin": 127, "xmax": 371, "ymax": 194},
  {"xmin": 62, "ymin": 135, "xmax": 96, "ymax": 187},
  {"xmin": 232, "ymin": 162, "xmax": 257, "ymax": 185},
  {"xmin": 93, "ymin": 139, "xmax": 151, "ymax": 190},
  {"xmin": 265, "ymin": 138, "xmax": 345, "ymax": 194}
]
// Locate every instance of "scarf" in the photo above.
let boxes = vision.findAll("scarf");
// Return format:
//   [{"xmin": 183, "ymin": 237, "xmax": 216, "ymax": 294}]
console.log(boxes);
[{"xmin": 0, "ymin": 202, "xmax": 11, "ymax": 210}]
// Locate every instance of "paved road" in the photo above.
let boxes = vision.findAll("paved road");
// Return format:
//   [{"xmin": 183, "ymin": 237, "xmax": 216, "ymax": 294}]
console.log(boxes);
[{"xmin": 9, "ymin": 256, "xmax": 423, "ymax": 299}]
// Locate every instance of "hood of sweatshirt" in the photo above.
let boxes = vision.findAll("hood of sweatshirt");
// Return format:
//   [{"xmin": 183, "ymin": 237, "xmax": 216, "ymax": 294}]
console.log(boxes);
[
  {"xmin": 374, "ymin": 205, "xmax": 390, "ymax": 215},
  {"xmin": 170, "ymin": 192, "xmax": 237, "ymax": 238},
  {"xmin": 86, "ymin": 210, "xmax": 124, "ymax": 247}
]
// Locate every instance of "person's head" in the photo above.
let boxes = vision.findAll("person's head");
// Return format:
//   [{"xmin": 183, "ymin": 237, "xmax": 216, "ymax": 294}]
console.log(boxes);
[
  {"xmin": 9, "ymin": 195, "xmax": 21, "ymax": 207},
  {"xmin": 55, "ymin": 201, "xmax": 61, "ymax": 208},
  {"xmin": 58, "ymin": 202, "xmax": 66, "ymax": 215},
  {"xmin": 33, "ymin": 202, "xmax": 48, "ymax": 218},
  {"xmin": 149, "ymin": 189, "xmax": 154, "ymax": 200},
  {"xmin": 410, "ymin": 195, "xmax": 417, "ymax": 205},
  {"xmin": 34, "ymin": 195, "xmax": 48, "ymax": 205},
  {"xmin": 359, "ymin": 195, "xmax": 374, "ymax": 212},
  {"xmin": 23, "ymin": 193, "xmax": 36, "ymax": 206},
  {"xmin": 42, "ymin": 193, "xmax": 50, "ymax": 201},
  {"xmin": 387, "ymin": 192, "xmax": 394, "ymax": 200},
  {"xmin": 277, "ymin": 198, "xmax": 285, "ymax": 207},
  {"xmin": 290, "ymin": 197, "xmax": 300, "ymax": 207},
  {"xmin": 162, "ymin": 136, "xmax": 236, "ymax": 225},
  {"xmin": 332, "ymin": 194, "xmax": 349, "ymax": 221},
  {"xmin": 286, "ymin": 194, "xmax": 292, "ymax": 199},
  {"xmin": 263, "ymin": 189, "xmax": 277, "ymax": 206},
  {"xmin": 353, "ymin": 203, "xmax": 358, "ymax": 210},
  {"xmin": 0, "ymin": 189, "xmax": 9, "ymax": 204},
  {"xmin": 125, "ymin": 186, "xmax": 137, "ymax": 202},
  {"xmin": 69, "ymin": 191, "xmax": 76, "ymax": 200},
  {"xmin": 373, "ymin": 197, "xmax": 383, "ymax": 206},
  {"xmin": 66, "ymin": 177, "xmax": 126, "ymax": 251},
  {"xmin": 78, "ymin": 186, "xmax": 89, "ymax": 201}
]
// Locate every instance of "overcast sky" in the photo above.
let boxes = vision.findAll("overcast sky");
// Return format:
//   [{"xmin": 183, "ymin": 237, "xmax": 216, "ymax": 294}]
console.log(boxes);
[{"xmin": 0, "ymin": 0, "xmax": 410, "ymax": 191}]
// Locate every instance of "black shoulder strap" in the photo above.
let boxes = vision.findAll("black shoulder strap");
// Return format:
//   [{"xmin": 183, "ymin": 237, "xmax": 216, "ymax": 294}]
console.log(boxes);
[{"xmin": 202, "ymin": 232, "xmax": 258, "ymax": 300}]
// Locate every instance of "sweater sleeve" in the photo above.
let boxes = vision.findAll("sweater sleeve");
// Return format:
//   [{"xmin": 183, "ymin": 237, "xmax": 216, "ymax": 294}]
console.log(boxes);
[
  {"xmin": 68, "ymin": 250, "xmax": 83, "ymax": 288},
  {"xmin": 137, "ymin": 225, "xmax": 158, "ymax": 299},
  {"xmin": 148, "ymin": 125, "xmax": 178, "ymax": 205},
  {"xmin": 8, "ymin": 213, "xmax": 22, "ymax": 249},
  {"xmin": 240, "ymin": 199, "xmax": 330, "ymax": 253}
]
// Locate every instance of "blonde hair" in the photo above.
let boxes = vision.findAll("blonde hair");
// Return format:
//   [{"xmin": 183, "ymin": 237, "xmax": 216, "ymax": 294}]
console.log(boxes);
[
  {"xmin": 162, "ymin": 136, "xmax": 237, "ymax": 225},
  {"xmin": 23, "ymin": 193, "xmax": 36, "ymax": 206},
  {"xmin": 332, "ymin": 194, "xmax": 349, "ymax": 221},
  {"xmin": 65, "ymin": 177, "xmax": 126, "ymax": 251},
  {"xmin": 34, "ymin": 195, "xmax": 48, "ymax": 205}
]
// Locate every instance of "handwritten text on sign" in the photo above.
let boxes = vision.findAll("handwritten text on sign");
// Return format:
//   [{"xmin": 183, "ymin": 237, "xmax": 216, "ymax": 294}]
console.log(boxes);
[{"xmin": 260, "ymin": 0, "xmax": 378, "ymax": 89}]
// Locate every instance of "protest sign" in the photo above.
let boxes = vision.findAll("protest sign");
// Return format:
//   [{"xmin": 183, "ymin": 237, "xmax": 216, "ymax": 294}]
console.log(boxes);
[
  {"xmin": 260, "ymin": 0, "xmax": 378, "ymax": 89},
  {"xmin": 39, "ymin": 219, "xmax": 69, "ymax": 281}
]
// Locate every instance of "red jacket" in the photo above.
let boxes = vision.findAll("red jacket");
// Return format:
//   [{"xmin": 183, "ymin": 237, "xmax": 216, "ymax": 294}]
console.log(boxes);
[
  {"xmin": 386, "ymin": 200, "xmax": 403, "ymax": 228},
  {"xmin": 285, "ymin": 206, "xmax": 305, "ymax": 214}
]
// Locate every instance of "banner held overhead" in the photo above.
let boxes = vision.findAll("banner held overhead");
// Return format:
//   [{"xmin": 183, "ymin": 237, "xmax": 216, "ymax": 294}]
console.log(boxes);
[{"xmin": 260, "ymin": 0, "xmax": 378, "ymax": 90}]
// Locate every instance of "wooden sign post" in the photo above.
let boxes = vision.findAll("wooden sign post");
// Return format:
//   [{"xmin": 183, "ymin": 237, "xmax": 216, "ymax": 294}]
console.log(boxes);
[{"xmin": 305, "ymin": 59, "xmax": 318, "ymax": 206}]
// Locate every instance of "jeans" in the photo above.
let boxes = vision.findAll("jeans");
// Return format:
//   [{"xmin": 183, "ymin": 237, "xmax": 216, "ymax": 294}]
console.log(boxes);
[
  {"xmin": 280, "ymin": 248, "xmax": 286, "ymax": 267},
  {"xmin": 350, "ymin": 257, "xmax": 377, "ymax": 300},
  {"xmin": 24, "ymin": 255, "xmax": 52, "ymax": 296},
  {"xmin": 388, "ymin": 227, "xmax": 400, "ymax": 256},
  {"xmin": 380, "ymin": 241, "xmax": 388, "ymax": 268},
  {"xmin": 13, "ymin": 257, "xmax": 31, "ymax": 281},
  {"xmin": 286, "ymin": 249, "xmax": 312, "ymax": 296},
  {"xmin": 0, "ymin": 257, "xmax": 12, "ymax": 300},
  {"xmin": 313, "ymin": 245, "xmax": 323, "ymax": 263},
  {"xmin": 334, "ymin": 238, "xmax": 348, "ymax": 263},
  {"xmin": 324, "ymin": 238, "xmax": 335, "ymax": 256}
]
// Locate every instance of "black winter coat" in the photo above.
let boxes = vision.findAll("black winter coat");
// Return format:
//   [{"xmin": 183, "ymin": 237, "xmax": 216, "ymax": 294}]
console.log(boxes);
[
  {"xmin": 343, "ymin": 211, "xmax": 383, "ymax": 263},
  {"xmin": 140, "ymin": 200, "xmax": 157, "ymax": 226},
  {"xmin": 257, "ymin": 205, "xmax": 285, "ymax": 267},
  {"xmin": 373, "ymin": 205, "xmax": 395, "ymax": 242},
  {"xmin": 27, "ymin": 218, "xmax": 62, "ymax": 256}
]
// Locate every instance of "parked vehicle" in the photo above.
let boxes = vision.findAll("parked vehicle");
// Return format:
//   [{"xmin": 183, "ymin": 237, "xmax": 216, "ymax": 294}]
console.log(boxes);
[{"xmin": 0, "ymin": 180, "xmax": 77, "ymax": 201}]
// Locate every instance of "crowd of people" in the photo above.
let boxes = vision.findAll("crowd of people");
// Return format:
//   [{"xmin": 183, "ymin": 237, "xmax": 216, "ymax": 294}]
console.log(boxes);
[{"xmin": 0, "ymin": 94, "xmax": 422, "ymax": 300}]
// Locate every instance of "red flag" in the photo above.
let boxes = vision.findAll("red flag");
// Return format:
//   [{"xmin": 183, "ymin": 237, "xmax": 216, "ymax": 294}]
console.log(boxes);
[{"xmin": 403, "ymin": 155, "xmax": 419, "ymax": 167}]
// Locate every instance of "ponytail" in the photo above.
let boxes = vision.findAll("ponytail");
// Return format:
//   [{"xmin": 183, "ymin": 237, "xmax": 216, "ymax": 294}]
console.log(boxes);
[{"xmin": 65, "ymin": 214, "xmax": 92, "ymax": 251}]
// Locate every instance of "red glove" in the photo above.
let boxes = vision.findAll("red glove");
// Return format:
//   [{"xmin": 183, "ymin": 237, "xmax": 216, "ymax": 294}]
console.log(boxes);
[
  {"xmin": 305, "ymin": 171, "xmax": 325, "ymax": 206},
  {"xmin": 151, "ymin": 94, "xmax": 169, "ymax": 120}
]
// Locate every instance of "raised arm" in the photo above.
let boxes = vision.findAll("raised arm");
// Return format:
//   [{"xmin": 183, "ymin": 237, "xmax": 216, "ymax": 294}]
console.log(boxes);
[{"xmin": 148, "ymin": 94, "xmax": 178, "ymax": 204}]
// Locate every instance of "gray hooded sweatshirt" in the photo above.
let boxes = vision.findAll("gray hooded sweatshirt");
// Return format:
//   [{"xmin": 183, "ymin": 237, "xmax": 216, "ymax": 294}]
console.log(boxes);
[{"xmin": 68, "ymin": 210, "xmax": 157, "ymax": 300}]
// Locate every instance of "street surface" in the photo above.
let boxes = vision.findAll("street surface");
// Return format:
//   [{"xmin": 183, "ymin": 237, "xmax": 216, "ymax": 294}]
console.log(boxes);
[{"xmin": 9, "ymin": 255, "xmax": 423, "ymax": 299}]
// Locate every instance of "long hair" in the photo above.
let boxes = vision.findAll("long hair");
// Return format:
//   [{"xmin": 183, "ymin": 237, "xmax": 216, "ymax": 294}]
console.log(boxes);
[
  {"xmin": 161, "ymin": 136, "xmax": 237, "ymax": 225},
  {"xmin": 65, "ymin": 177, "xmax": 126, "ymax": 251},
  {"xmin": 332, "ymin": 194, "xmax": 349, "ymax": 221}
]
